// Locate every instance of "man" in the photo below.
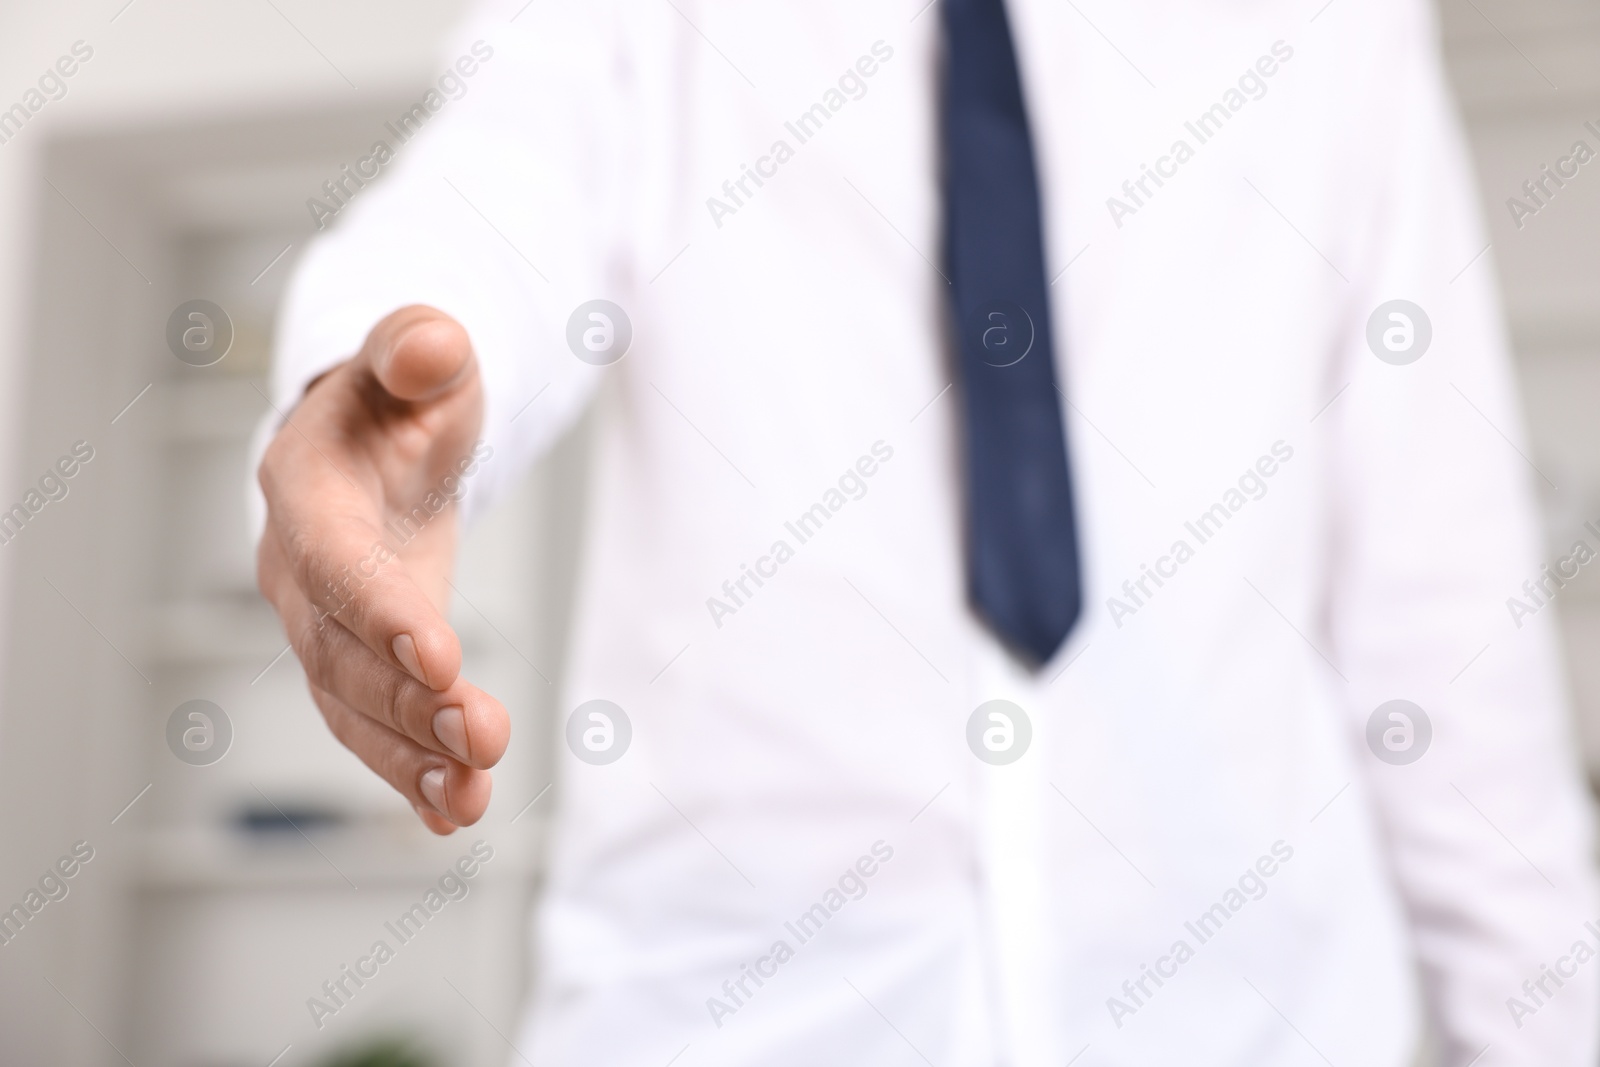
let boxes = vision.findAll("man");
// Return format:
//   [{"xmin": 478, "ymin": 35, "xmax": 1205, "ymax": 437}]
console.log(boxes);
[{"xmin": 257, "ymin": 0, "xmax": 1597, "ymax": 1063}]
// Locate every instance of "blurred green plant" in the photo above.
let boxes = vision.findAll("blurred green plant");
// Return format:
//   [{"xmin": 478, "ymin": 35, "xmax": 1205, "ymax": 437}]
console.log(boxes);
[{"xmin": 311, "ymin": 1036, "xmax": 438, "ymax": 1067}]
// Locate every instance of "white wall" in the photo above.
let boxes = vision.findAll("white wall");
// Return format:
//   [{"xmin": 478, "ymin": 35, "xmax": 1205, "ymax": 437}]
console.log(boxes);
[
  {"xmin": 0, "ymin": 0, "xmax": 475, "ymax": 720},
  {"xmin": 1443, "ymin": 0, "xmax": 1600, "ymax": 771}
]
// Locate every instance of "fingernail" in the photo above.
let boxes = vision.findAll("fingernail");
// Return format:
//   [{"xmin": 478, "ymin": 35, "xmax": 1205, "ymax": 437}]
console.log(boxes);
[
  {"xmin": 393, "ymin": 633, "xmax": 426, "ymax": 685},
  {"xmin": 432, "ymin": 706, "xmax": 470, "ymax": 762},
  {"xmin": 419, "ymin": 767, "xmax": 448, "ymax": 816}
]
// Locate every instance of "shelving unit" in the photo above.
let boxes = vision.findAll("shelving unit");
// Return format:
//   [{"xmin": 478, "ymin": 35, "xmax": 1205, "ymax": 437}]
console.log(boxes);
[
  {"xmin": 0, "ymin": 104, "xmax": 584, "ymax": 1067},
  {"xmin": 1442, "ymin": 0, "xmax": 1600, "ymax": 773}
]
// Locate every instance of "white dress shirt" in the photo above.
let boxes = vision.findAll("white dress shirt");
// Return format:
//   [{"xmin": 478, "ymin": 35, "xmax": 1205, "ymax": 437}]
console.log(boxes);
[{"xmin": 272, "ymin": 1, "xmax": 1599, "ymax": 1063}]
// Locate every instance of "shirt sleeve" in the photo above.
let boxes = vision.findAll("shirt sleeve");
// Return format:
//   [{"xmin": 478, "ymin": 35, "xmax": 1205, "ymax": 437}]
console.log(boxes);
[
  {"xmin": 267, "ymin": 0, "xmax": 632, "ymax": 525},
  {"xmin": 1322, "ymin": 5, "xmax": 1599, "ymax": 1063}
]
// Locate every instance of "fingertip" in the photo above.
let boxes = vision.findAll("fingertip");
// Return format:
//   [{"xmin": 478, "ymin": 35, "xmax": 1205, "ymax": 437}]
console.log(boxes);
[
  {"xmin": 420, "ymin": 765, "xmax": 449, "ymax": 812},
  {"xmin": 467, "ymin": 701, "xmax": 512, "ymax": 769},
  {"xmin": 393, "ymin": 627, "xmax": 461, "ymax": 692},
  {"xmin": 418, "ymin": 762, "xmax": 491, "ymax": 827},
  {"xmin": 446, "ymin": 690, "xmax": 510, "ymax": 769},
  {"xmin": 392, "ymin": 633, "xmax": 425, "ymax": 684},
  {"xmin": 376, "ymin": 312, "xmax": 472, "ymax": 401},
  {"xmin": 415, "ymin": 804, "xmax": 457, "ymax": 835},
  {"xmin": 447, "ymin": 765, "xmax": 494, "ymax": 827}
]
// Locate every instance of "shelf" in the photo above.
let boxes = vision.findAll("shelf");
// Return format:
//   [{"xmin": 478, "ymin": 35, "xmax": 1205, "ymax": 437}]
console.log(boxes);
[{"xmin": 131, "ymin": 818, "xmax": 546, "ymax": 891}]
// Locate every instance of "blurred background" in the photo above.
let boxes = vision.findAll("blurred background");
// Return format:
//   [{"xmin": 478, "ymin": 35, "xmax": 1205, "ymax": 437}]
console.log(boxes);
[{"xmin": 0, "ymin": 1, "xmax": 1596, "ymax": 1064}]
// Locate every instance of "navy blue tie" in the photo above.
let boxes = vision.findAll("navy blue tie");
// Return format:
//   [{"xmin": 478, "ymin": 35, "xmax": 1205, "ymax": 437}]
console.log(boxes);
[{"xmin": 941, "ymin": 0, "xmax": 1082, "ymax": 666}]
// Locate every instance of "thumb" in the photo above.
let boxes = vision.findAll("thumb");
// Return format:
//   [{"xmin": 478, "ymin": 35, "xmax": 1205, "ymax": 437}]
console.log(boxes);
[{"xmin": 361, "ymin": 304, "xmax": 475, "ymax": 402}]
